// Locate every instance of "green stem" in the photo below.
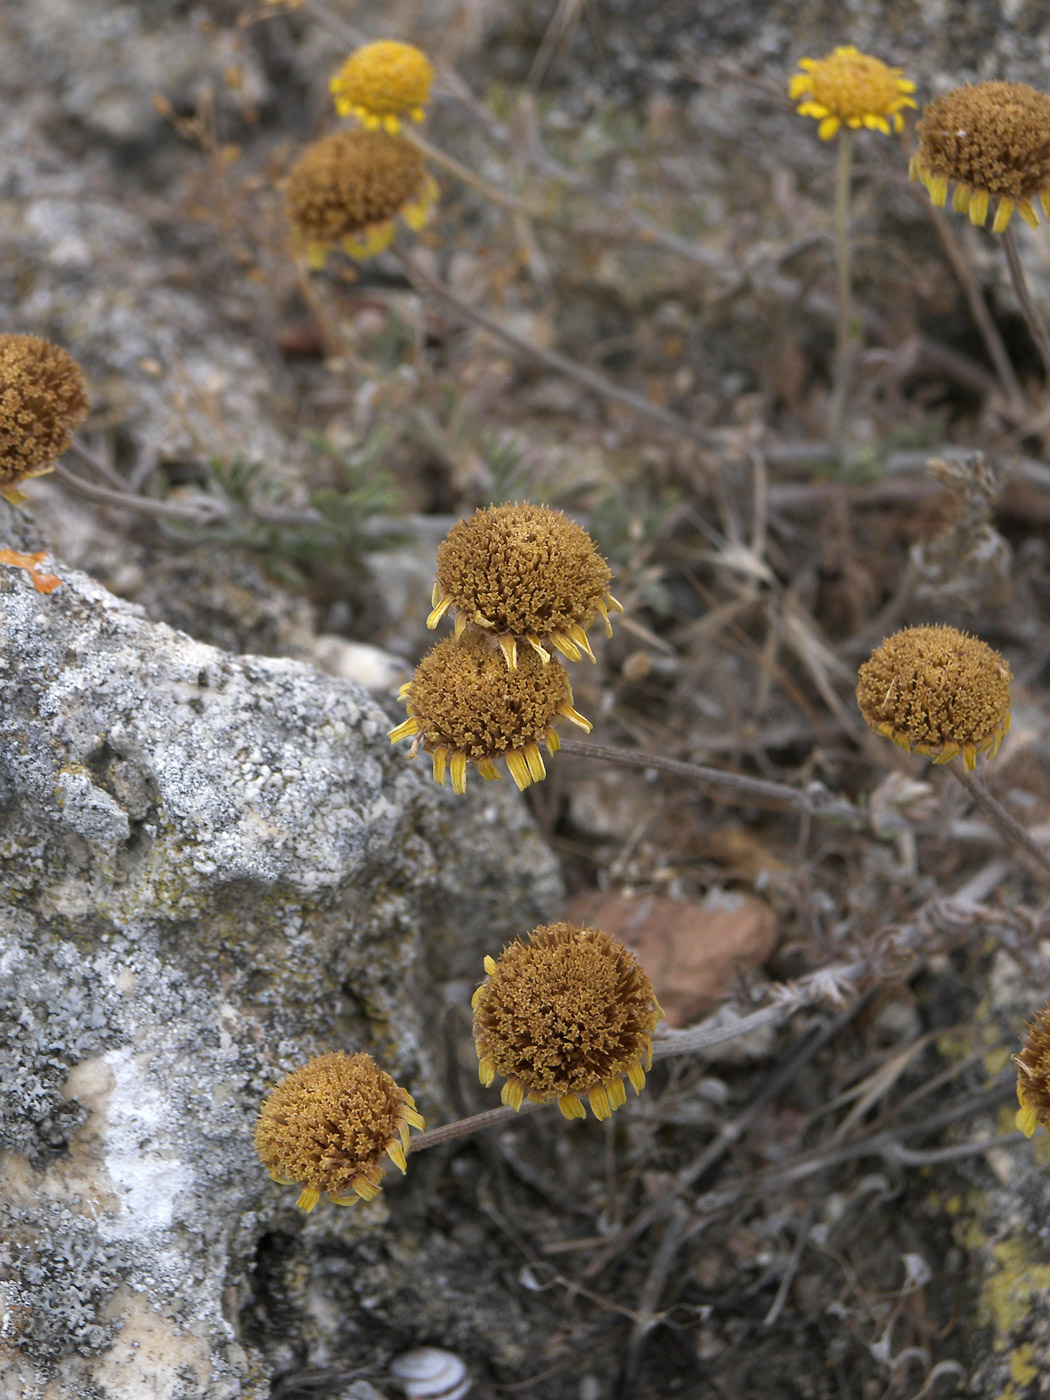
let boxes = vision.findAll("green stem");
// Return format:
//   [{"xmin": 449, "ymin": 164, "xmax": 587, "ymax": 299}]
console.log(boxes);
[{"xmin": 826, "ymin": 130, "xmax": 855, "ymax": 456}]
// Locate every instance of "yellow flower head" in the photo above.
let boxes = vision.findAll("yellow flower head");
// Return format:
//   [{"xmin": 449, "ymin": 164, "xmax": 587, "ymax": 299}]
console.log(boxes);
[
  {"xmin": 789, "ymin": 46, "xmax": 916, "ymax": 140},
  {"xmin": 1016, "ymin": 1005, "xmax": 1050, "ymax": 1138},
  {"xmin": 428, "ymin": 502, "xmax": 624, "ymax": 669},
  {"xmin": 0, "ymin": 334, "xmax": 88, "ymax": 505},
  {"xmin": 285, "ymin": 129, "xmax": 437, "ymax": 268},
  {"xmin": 856, "ymin": 624, "xmax": 1011, "ymax": 770},
  {"xmin": 388, "ymin": 629, "xmax": 591, "ymax": 794},
  {"xmin": 911, "ymin": 81, "xmax": 1050, "ymax": 233},
  {"xmin": 329, "ymin": 40, "xmax": 433, "ymax": 133},
  {"xmin": 254, "ymin": 1051, "xmax": 424, "ymax": 1212},
  {"xmin": 472, "ymin": 922, "xmax": 664, "ymax": 1122}
]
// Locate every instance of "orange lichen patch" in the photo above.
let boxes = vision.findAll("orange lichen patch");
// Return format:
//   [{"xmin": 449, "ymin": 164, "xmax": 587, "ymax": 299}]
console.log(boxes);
[
  {"xmin": 0, "ymin": 549, "xmax": 62, "ymax": 593},
  {"xmin": 912, "ymin": 82, "xmax": 1050, "ymax": 232},
  {"xmin": 329, "ymin": 40, "xmax": 432, "ymax": 133},
  {"xmin": 1016, "ymin": 1005, "xmax": 1050, "ymax": 1138},
  {"xmin": 856, "ymin": 624, "xmax": 1011, "ymax": 770},
  {"xmin": 472, "ymin": 923, "xmax": 664, "ymax": 1122},
  {"xmin": 254, "ymin": 1051, "xmax": 423, "ymax": 1212},
  {"xmin": 285, "ymin": 129, "xmax": 435, "ymax": 267},
  {"xmin": 789, "ymin": 46, "xmax": 916, "ymax": 140},
  {"xmin": 428, "ymin": 502, "xmax": 623, "ymax": 666},
  {"xmin": 0, "ymin": 334, "xmax": 88, "ymax": 499},
  {"xmin": 389, "ymin": 629, "xmax": 590, "ymax": 794}
]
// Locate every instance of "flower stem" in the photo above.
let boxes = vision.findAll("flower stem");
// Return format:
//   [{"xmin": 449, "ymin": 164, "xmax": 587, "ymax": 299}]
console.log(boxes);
[
  {"xmin": 1001, "ymin": 224, "xmax": 1050, "ymax": 380},
  {"xmin": 391, "ymin": 246, "xmax": 720, "ymax": 450},
  {"xmin": 557, "ymin": 737, "xmax": 870, "ymax": 827},
  {"xmin": 826, "ymin": 130, "xmax": 855, "ymax": 457},
  {"xmin": 952, "ymin": 767, "xmax": 1050, "ymax": 881}
]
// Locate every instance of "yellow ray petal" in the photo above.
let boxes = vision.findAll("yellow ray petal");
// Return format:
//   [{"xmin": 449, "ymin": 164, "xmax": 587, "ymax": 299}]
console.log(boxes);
[
  {"xmin": 388, "ymin": 717, "xmax": 420, "ymax": 744},
  {"xmin": 607, "ymin": 1078, "xmax": 627, "ymax": 1111},
  {"xmin": 550, "ymin": 630, "xmax": 582, "ymax": 662},
  {"xmin": 477, "ymin": 758, "xmax": 500, "ymax": 781},
  {"xmin": 556, "ymin": 701, "xmax": 592, "ymax": 733},
  {"xmin": 296, "ymin": 1187, "xmax": 321, "ymax": 1212},
  {"xmin": 484, "ymin": 955, "xmax": 497, "ymax": 974},
  {"xmin": 992, "ymin": 197, "xmax": 1015, "ymax": 234},
  {"xmin": 544, "ymin": 727, "xmax": 561, "ymax": 754},
  {"xmin": 568, "ymin": 623, "xmax": 596, "ymax": 660},
  {"xmin": 818, "ymin": 116, "xmax": 840, "ymax": 140},
  {"xmin": 1018, "ymin": 199, "xmax": 1040, "ymax": 229},
  {"xmin": 478, "ymin": 1056, "xmax": 496, "ymax": 1087},
  {"xmin": 502, "ymin": 1079, "xmax": 525, "ymax": 1111},
  {"xmin": 431, "ymin": 747, "xmax": 448, "ymax": 786},
  {"xmin": 498, "ymin": 635, "xmax": 518, "ymax": 669},
  {"xmin": 952, "ymin": 185, "xmax": 971, "ymax": 214},
  {"xmin": 969, "ymin": 189, "xmax": 989, "ymax": 226},
  {"xmin": 387, "ymin": 1141, "xmax": 408, "ymax": 1173},
  {"xmin": 558, "ymin": 1094, "xmax": 586, "ymax": 1120},
  {"xmin": 449, "ymin": 751, "xmax": 468, "ymax": 794},
  {"xmin": 427, "ymin": 594, "xmax": 453, "ymax": 629},
  {"xmin": 523, "ymin": 742, "xmax": 546, "ymax": 782},
  {"xmin": 588, "ymin": 1086, "xmax": 612, "ymax": 1121},
  {"xmin": 627, "ymin": 1061, "xmax": 646, "ymax": 1094},
  {"xmin": 505, "ymin": 750, "xmax": 532, "ymax": 790}
]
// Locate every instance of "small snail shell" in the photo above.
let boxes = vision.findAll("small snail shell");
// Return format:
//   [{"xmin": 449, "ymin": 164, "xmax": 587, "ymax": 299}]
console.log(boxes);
[{"xmin": 390, "ymin": 1347, "xmax": 471, "ymax": 1400}]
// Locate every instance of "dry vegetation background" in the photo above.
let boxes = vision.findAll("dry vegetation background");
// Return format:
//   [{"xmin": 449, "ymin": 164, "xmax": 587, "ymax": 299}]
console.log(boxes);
[{"xmin": 10, "ymin": 0, "xmax": 1050, "ymax": 1396}]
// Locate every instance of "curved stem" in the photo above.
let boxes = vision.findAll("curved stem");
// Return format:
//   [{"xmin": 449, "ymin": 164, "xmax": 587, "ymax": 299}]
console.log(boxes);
[
  {"xmin": 1001, "ymin": 224, "xmax": 1050, "ymax": 380},
  {"xmin": 953, "ymin": 767, "xmax": 1050, "ymax": 881}
]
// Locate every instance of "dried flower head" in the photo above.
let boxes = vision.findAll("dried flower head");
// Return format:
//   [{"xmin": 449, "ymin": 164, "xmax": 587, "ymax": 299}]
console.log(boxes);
[
  {"xmin": 254, "ymin": 1051, "xmax": 424, "ymax": 1212},
  {"xmin": 472, "ymin": 923, "xmax": 664, "ymax": 1121},
  {"xmin": 789, "ymin": 46, "xmax": 916, "ymax": 141},
  {"xmin": 285, "ymin": 130, "xmax": 436, "ymax": 268},
  {"xmin": 856, "ymin": 624, "xmax": 1011, "ymax": 769},
  {"xmin": 1016, "ymin": 1005, "xmax": 1050, "ymax": 1138},
  {"xmin": 428, "ymin": 503, "xmax": 624, "ymax": 668},
  {"xmin": 389, "ymin": 629, "xmax": 591, "ymax": 794},
  {"xmin": 0, "ymin": 334, "xmax": 88, "ymax": 504},
  {"xmin": 911, "ymin": 82, "xmax": 1050, "ymax": 232},
  {"xmin": 329, "ymin": 40, "xmax": 433, "ymax": 133}
]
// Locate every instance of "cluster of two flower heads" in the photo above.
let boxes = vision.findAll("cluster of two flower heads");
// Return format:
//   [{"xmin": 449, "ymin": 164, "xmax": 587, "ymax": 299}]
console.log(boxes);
[
  {"xmin": 286, "ymin": 40, "xmax": 438, "ymax": 267},
  {"xmin": 388, "ymin": 501, "xmax": 623, "ymax": 794},
  {"xmin": 255, "ymin": 921, "xmax": 664, "ymax": 1212},
  {"xmin": 791, "ymin": 46, "xmax": 1050, "ymax": 236}
]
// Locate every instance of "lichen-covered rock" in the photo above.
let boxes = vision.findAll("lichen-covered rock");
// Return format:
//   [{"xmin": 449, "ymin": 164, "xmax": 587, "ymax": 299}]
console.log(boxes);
[{"xmin": 0, "ymin": 561, "xmax": 562, "ymax": 1398}]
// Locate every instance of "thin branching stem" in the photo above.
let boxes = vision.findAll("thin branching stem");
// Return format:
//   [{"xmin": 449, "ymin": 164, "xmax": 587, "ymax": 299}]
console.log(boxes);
[
  {"xmin": 1001, "ymin": 224, "xmax": 1050, "ymax": 380},
  {"xmin": 953, "ymin": 766, "xmax": 1050, "ymax": 881},
  {"xmin": 558, "ymin": 737, "xmax": 870, "ymax": 826},
  {"xmin": 391, "ymin": 246, "xmax": 721, "ymax": 449}
]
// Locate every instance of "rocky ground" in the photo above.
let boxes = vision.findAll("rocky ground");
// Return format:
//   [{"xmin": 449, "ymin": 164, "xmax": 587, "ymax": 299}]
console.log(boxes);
[{"xmin": 5, "ymin": 1, "xmax": 1050, "ymax": 1398}]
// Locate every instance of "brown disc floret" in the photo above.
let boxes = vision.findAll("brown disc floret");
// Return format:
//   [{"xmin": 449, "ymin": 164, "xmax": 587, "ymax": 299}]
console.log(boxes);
[
  {"xmin": 285, "ymin": 129, "xmax": 432, "ymax": 265},
  {"xmin": 254, "ymin": 1051, "xmax": 424, "ymax": 1212},
  {"xmin": 389, "ymin": 629, "xmax": 591, "ymax": 793},
  {"xmin": 0, "ymin": 334, "xmax": 88, "ymax": 501},
  {"xmin": 911, "ymin": 81, "xmax": 1050, "ymax": 231},
  {"xmin": 1016, "ymin": 1005, "xmax": 1050, "ymax": 1139},
  {"xmin": 856, "ymin": 624, "xmax": 1011, "ymax": 769},
  {"xmin": 472, "ymin": 922, "xmax": 664, "ymax": 1121},
  {"xmin": 428, "ymin": 502, "xmax": 623, "ymax": 668}
]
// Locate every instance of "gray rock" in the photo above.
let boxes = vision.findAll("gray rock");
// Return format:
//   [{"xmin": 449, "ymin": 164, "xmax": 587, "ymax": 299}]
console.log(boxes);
[{"xmin": 0, "ymin": 562, "xmax": 562, "ymax": 1397}]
